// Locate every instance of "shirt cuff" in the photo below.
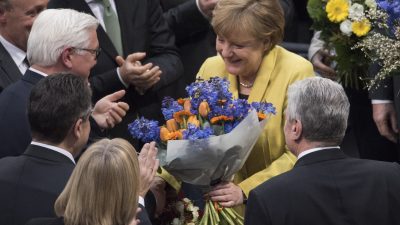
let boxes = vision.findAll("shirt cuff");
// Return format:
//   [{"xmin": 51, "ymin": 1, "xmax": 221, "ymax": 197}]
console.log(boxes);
[
  {"xmin": 371, "ymin": 100, "xmax": 393, "ymax": 104},
  {"xmin": 117, "ymin": 67, "xmax": 129, "ymax": 88},
  {"xmin": 138, "ymin": 196, "xmax": 145, "ymax": 207}
]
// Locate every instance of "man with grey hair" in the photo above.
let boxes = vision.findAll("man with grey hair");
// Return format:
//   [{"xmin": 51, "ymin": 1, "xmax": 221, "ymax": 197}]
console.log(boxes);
[
  {"xmin": 0, "ymin": 8, "xmax": 129, "ymax": 158},
  {"xmin": 244, "ymin": 77, "xmax": 400, "ymax": 225}
]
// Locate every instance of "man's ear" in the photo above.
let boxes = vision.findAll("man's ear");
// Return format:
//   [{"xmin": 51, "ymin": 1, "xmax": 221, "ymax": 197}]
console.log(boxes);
[
  {"xmin": 61, "ymin": 48, "xmax": 74, "ymax": 69},
  {"xmin": 290, "ymin": 119, "xmax": 303, "ymax": 141},
  {"xmin": 292, "ymin": 119, "xmax": 303, "ymax": 140},
  {"xmin": 72, "ymin": 118, "xmax": 83, "ymax": 139}
]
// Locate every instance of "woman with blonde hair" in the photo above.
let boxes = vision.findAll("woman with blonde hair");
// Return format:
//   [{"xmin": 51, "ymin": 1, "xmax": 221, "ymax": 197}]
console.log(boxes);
[
  {"xmin": 26, "ymin": 138, "xmax": 148, "ymax": 225},
  {"xmin": 197, "ymin": 0, "xmax": 314, "ymax": 209}
]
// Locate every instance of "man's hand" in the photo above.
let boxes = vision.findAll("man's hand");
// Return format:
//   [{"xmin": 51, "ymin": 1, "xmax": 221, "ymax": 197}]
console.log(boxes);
[
  {"xmin": 311, "ymin": 49, "xmax": 337, "ymax": 80},
  {"xmin": 138, "ymin": 142, "xmax": 159, "ymax": 197},
  {"xmin": 116, "ymin": 53, "xmax": 162, "ymax": 93},
  {"xmin": 373, "ymin": 103, "xmax": 399, "ymax": 143},
  {"xmin": 208, "ymin": 181, "xmax": 244, "ymax": 207},
  {"xmin": 198, "ymin": 0, "xmax": 218, "ymax": 18},
  {"xmin": 150, "ymin": 176, "xmax": 167, "ymax": 217},
  {"xmin": 92, "ymin": 90, "xmax": 129, "ymax": 129}
]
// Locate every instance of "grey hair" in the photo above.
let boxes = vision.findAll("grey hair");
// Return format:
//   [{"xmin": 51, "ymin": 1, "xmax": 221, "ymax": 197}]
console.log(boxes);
[
  {"xmin": 27, "ymin": 9, "xmax": 99, "ymax": 66},
  {"xmin": 286, "ymin": 77, "xmax": 350, "ymax": 144}
]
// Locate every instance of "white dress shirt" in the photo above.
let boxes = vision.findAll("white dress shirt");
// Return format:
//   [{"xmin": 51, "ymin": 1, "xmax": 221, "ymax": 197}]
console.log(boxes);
[
  {"xmin": 31, "ymin": 141, "xmax": 76, "ymax": 164},
  {"xmin": 297, "ymin": 146, "xmax": 340, "ymax": 160},
  {"xmin": 85, "ymin": 0, "xmax": 118, "ymax": 31},
  {"xmin": 0, "ymin": 35, "xmax": 28, "ymax": 74}
]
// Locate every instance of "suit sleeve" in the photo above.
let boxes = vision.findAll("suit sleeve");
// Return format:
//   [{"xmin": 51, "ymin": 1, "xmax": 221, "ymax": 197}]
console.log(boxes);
[
  {"xmin": 137, "ymin": 204, "xmax": 152, "ymax": 225},
  {"xmin": 279, "ymin": 0, "xmax": 295, "ymax": 29},
  {"xmin": 162, "ymin": 0, "xmax": 211, "ymax": 43},
  {"xmin": 368, "ymin": 63, "xmax": 394, "ymax": 100},
  {"xmin": 245, "ymin": 190, "xmax": 273, "ymax": 225},
  {"xmin": 144, "ymin": 0, "xmax": 184, "ymax": 93}
]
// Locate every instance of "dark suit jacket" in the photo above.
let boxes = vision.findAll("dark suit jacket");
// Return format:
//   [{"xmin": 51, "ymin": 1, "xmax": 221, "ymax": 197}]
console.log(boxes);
[
  {"xmin": 48, "ymin": 0, "xmax": 184, "ymax": 146},
  {"xmin": 0, "ymin": 42, "xmax": 22, "ymax": 93},
  {"xmin": 25, "ymin": 204, "xmax": 152, "ymax": 225},
  {"xmin": 0, "ymin": 145, "xmax": 75, "ymax": 225},
  {"xmin": 369, "ymin": 66, "xmax": 400, "ymax": 129},
  {"xmin": 0, "ymin": 69, "xmax": 42, "ymax": 158},
  {"xmin": 161, "ymin": 0, "xmax": 216, "ymax": 86},
  {"xmin": 0, "ymin": 69, "xmax": 105, "ymax": 158},
  {"xmin": 245, "ymin": 148, "xmax": 400, "ymax": 225}
]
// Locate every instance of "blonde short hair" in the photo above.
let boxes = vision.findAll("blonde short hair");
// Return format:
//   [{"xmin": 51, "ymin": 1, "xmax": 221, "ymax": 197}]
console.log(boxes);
[
  {"xmin": 211, "ymin": 0, "xmax": 284, "ymax": 52},
  {"xmin": 55, "ymin": 138, "xmax": 140, "ymax": 225}
]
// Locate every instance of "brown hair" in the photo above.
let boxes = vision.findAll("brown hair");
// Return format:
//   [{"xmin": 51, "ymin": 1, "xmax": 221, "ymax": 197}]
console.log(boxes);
[
  {"xmin": 55, "ymin": 138, "xmax": 140, "ymax": 225},
  {"xmin": 211, "ymin": 0, "xmax": 284, "ymax": 52}
]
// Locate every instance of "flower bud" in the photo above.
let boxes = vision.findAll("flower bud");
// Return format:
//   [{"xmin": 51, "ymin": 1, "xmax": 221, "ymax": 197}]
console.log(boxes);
[
  {"xmin": 166, "ymin": 119, "xmax": 178, "ymax": 131},
  {"xmin": 198, "ymin": 101, "xmax": 210, "ymax": 117}
]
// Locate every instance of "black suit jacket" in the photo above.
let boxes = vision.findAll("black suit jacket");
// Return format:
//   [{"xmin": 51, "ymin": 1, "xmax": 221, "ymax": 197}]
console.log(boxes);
[
  {"xmin": 0, "ymin": 69, "xmax": 105, "ymax": 158},
  {"xmin": 245, "ymin": 148, "xmax": 400, "ymax": 225},
  {"xmin": 0, "ymin": 70, "xmax": 42, "ymax": 158},
  {"xmin": 161, "ymin": 0, "xmax": 216, "ymax": 86},
  {"xmin": 48, "ymin": 0, "xmax": 184, "ymax": 146},
  {"xmin": 0, "ymin": 42, "xmax": 22, "ymax": 93},
  {"xmin": 0, "ymin": 145, "xmax": 75, "ymax": 225}
]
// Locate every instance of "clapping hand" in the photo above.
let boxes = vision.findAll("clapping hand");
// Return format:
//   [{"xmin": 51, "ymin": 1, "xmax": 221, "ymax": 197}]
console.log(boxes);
[
  {"xmin": 116, "ymin": 53, "xmax": 162, "ymax": 94},
  {"xmin": 91, "ymin": 90, "xmax": 129, "ymax": 129},
  {"xmin": 138, "ymin": 142, "xmax": 159, "ymax": 197}
]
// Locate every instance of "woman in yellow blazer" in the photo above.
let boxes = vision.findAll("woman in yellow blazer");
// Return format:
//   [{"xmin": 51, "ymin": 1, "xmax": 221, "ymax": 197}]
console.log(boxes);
[{"xmin": 201, "ymin": 0, "xmax": 315, "ymax": 208}]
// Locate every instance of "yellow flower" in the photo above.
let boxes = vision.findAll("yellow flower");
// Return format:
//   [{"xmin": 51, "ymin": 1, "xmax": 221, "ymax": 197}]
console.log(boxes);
[
  {"xmin": 326, "ymin": 0, "xmax": 349, "ymax": 23},
  {"xmin": 352, "ymin": 19, "xmax": 371, "ymax": 37}
]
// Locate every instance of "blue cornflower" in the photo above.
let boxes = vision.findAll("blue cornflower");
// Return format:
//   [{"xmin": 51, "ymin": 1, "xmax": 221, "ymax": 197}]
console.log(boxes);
[
  {"xmin": 128, "ymin": 117, "xmax": 160, "ymax": 143},
  {"xmin": 251, "ymin": 102, "xmax": 276, "ymax": 115},
  {"xmin": 161, "ymin": 96, "xmax": 183, "ymax": 120},
  {"xmin": 183, "ymin": 124, "xmax": 213, "ymax": 140},
  {"xmin": 378, "ymin": 0, "xmax": 400, "ymax": 35},
  {"xmin": 231, "ymin": 99, "xmax": 251, "ymax": 119}
]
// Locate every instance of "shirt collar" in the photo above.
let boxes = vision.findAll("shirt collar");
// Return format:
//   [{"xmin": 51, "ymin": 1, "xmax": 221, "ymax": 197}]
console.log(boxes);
[
  {"xmin": 0, "ymin": 35, "xmax": 26, "ymax": 67},
  {"xmin": 31, "ymin": 141, "xmax": 76, "ymax": 164},
  {"xmin": 297, "ymin": 146, "xmax": 340, "ymax": 160},
  {"xmin": 28, "ymin": 67, "xmax": 48, "ymax": 77}
]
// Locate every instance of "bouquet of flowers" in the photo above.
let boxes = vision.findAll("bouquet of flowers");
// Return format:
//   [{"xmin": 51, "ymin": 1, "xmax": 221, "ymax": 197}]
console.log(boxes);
[
  {"xmin": 128, "ymin": 77, "xmax": 275, "ymax": 225},
  {"xmin": 307, "ymin": 0, "xmax": 377, "ymax": 88},
  {"xmin": 353, "ymin": 0, "xmax": 400, "ymax": 88}
]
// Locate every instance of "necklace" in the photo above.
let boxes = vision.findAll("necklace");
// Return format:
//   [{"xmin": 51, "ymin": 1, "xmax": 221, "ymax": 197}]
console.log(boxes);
[{"xmin": 239, "ymin": 81, "xmax": 254, "ymax": 88}]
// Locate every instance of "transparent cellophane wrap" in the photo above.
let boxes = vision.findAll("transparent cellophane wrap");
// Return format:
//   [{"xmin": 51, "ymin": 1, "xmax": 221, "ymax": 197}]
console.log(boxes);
[{"xmin": 158, "ymin": 109, "xmax": 267, "ymax": 191}]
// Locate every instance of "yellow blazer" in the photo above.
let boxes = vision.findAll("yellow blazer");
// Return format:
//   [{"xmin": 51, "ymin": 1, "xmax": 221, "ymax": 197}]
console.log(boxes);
[{"xmin": 197, "ymin": 46, "xmax": 315, "ymax": 196}]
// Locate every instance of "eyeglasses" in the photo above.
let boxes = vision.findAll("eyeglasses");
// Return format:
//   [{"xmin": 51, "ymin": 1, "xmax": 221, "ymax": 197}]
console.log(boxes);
[
  {"xmin": 80, "ymin": 107, "xmax": 94, "ymax": 121},
  {"xmin": 71, "ymin": 47, "xmax": 101, "ymax": 60}
]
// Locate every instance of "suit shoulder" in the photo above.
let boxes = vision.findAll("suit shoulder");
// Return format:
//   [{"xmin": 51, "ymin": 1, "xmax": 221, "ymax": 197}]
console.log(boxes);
[
  {"xmin": 252, "ymin": 169, "xmax": 298, "ymax": 195},
  {"xmin": 274, "ymin": 46, "xmax": 314, "ymax": 75},
  {"xmin": 197, "ymin": 56, "xmax": 227, "ymax": 80}
]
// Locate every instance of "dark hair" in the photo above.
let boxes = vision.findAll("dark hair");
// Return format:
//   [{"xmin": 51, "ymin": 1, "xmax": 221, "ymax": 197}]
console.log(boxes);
[
  {"xmin": 0, "ymin": 0, "xmax": 12, "ymax": 11},
  {"xmin": 28, "ymin": 73, "xmax": 92, "ymax": 144}
]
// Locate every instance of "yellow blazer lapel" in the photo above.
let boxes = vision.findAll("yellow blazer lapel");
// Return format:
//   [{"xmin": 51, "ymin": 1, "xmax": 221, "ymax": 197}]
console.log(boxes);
[{"xmin": 248, "ymin": 47, "xmax": 278, "ymax": 103}]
